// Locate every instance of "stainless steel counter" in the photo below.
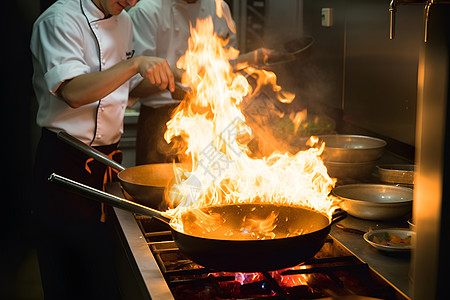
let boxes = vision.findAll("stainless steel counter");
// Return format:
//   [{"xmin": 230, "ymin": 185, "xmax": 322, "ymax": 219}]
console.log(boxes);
[
  {"xmin": 107, "ymin": 182, "xmax": 175, "ymax": 300},
  {"xmin": 114, "ymin": 207, "xmax": 175, "ymax": 300},
  {"xmin": 330, "ymin": 215, "xmax": 412, "ymax": 299}
]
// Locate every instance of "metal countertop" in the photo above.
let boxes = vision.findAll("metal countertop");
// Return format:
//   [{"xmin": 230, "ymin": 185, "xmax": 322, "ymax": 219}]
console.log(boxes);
[{"xmin": 329, "ymin": 215, "xmax": 412, "ymax": 299}]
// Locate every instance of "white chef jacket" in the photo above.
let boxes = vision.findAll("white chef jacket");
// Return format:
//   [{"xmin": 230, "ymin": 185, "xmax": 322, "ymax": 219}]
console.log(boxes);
[
  {"xmin": 30, "ymin": 0, "xmax": 141, "ymax": 146},
  {"xmin": 128, "ymin": 0, "xmax": 236, "ymax": 108}
]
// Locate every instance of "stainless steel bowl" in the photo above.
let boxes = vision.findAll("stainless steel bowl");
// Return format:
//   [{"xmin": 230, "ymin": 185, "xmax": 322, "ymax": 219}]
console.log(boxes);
[
  {"xmin": 318, "ymin": 135, "xmax": 387, "ymax": 163},
  {"xmin": 324, "ymin": 160, "xmax": 376, "ymax": 179},
  {"xmin": 331, "ymin": 184, "xmax": 413, "ymax": 220},
  {"xmin": 377, "ymin": 164, "xmax": 415, "ymax": 185}
]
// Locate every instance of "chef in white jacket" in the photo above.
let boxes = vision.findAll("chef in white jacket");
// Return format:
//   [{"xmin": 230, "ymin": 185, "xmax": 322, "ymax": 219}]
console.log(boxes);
[
  {"xmin": 128, "ymin": 0, "xmax": 267, "ymax": 164},
  {"xmin": 30, "ymin": 0, "xmax": 175, "ymax": 298}
]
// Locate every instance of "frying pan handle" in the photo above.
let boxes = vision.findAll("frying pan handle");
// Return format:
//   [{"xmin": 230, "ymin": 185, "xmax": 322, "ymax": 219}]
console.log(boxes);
[
  {"xmin": 330, "ymin": 208, "xmax": 347, "ymax": 224},
  {"xmin": 57, "ymin": 131, "xmax": 126, "ymax": 172},
  {"xmin": 48, "ymin": 173, "xmax": 171, "ymax": 224}
]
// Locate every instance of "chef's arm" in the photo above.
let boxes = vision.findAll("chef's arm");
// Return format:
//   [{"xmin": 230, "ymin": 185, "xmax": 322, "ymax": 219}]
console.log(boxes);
[{"xmin": 57, "ymin": 56, "xmax": 175, "ymax": 108}]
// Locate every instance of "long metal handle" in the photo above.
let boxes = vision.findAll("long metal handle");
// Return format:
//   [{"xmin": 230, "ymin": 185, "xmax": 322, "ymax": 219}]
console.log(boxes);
[
  {"xmin": 330, "ymin": 209, "xmax": 347, "ymax": 225},
  {"xmin": 424, "ymin": 0, "xmax": 434, "ymax": 42},
  {"xmin": 389, "ymin": 0, "xmax": 398, "ymax": 39},
  {"xmin": 49, "ymin": 173, "xmax": 171, "ymax": 223},
  {"xmin": 57, "ymin": 131, "xmax": 126, "ymax": 172}
]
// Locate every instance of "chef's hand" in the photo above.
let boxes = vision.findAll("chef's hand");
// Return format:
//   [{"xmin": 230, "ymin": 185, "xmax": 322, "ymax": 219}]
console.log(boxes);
[{"xmin": 137, "ymin": 56, "xmax": 175, "ymax": 92}]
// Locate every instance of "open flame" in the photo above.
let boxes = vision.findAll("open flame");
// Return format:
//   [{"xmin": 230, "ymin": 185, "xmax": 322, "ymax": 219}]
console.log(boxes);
[{"xmin": 162, "ymin": 17, "xmax": 336, "ymax": 235}]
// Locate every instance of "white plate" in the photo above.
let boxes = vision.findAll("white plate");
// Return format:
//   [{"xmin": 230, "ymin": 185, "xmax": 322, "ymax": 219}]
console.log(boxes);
[{"xmin": 363, "ymin": 228, "xmax": 414, "ymax": 252}]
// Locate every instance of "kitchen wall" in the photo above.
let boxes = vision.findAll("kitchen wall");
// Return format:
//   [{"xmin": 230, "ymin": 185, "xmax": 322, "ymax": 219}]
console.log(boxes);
[
  {"xmin": 304, "ymin": 0, "xmax": 423, "ymax": 149},
  {"xmin": 233, "ymin": 0, "xmax": 424, "ymax": 158}
]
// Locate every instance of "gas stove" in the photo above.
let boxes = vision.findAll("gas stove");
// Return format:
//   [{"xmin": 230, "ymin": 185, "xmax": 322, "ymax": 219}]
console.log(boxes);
[{"xmin": 107, "ymin": 183, "xmax": 411, "ymax": 300}]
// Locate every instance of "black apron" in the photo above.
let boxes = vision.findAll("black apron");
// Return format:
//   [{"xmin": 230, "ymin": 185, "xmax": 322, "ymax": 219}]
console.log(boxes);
[
  {"xmin": 136, "ymin": 103, "xmax": 185, "ymax": 165},
  {"xmin": 32, "ymin": 128, "xmax": 122, "ymax": 300}
]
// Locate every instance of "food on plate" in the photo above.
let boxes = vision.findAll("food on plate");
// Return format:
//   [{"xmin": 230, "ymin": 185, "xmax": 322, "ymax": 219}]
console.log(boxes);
[{"xmin": 372, "ymin": 232, "xmax": 411, "ymax": 246}]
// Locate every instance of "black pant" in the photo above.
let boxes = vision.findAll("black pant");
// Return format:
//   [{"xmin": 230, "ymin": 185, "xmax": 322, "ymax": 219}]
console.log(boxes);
[
  {"xmin": 136, "ymin": 103, "xmax": 185, "ymax": 165},
  {"xmin": 32, "ymin": 128, "xmax": 122, "ymax": 300}
]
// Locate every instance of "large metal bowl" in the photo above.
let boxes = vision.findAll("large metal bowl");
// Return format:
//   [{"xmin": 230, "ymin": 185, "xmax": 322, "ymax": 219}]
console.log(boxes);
[
  {"xmin": 319, "ymin": 135, "xmax": 387, "ymax": 163},
  {"xmin": 324, "ymin": 160, "xmax": 376, "ymax": 180},
  {"xmin": 331, "ymin": 184, "xmax": 413, "ymax": 220}
]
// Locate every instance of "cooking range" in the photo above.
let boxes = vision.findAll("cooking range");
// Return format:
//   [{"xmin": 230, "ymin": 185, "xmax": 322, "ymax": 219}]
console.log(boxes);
[{"xmin": 107, "ymin": 183, "xmax": 411, "ymax": 300}]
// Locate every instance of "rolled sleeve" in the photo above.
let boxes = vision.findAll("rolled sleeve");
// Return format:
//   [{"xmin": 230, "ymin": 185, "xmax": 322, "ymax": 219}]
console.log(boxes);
[
  {"xmin": 45, "ymin": 60, "xmax": 90, "ymax": 95},
  {"xmin": 32, "ymin": 14, "xmax": 92, "ymax": 95}
]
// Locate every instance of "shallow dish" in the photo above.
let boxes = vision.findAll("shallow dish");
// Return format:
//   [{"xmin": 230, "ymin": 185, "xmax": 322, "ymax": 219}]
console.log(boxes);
[
  {"xmin": 331, "ymin": 184, "xmax": 413, "ymax": 220},
  {"xmin": 364, "ymin": 228, "xmax": 414, "ymax": 252}
]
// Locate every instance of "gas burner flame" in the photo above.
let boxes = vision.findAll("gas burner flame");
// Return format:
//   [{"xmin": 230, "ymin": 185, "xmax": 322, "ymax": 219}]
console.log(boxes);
[{"xmin": 161, "ymin": 16, "xmax": 337, "ymax": 235}]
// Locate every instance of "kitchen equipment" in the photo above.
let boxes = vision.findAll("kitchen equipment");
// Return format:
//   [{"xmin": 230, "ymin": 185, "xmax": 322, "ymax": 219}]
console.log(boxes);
[
  {"xmin": 331, "ymin": 184, "xmax": 413, "ymax": 220},
  {"xmin": 364, "ymin": 228, "xmax": 414, "ymax": 253},
  {"xmin": 318, "ymin": 135, "xmax": 387, "ymax": 163},
  {"xmin": 106, "ymin": 180, "xmax": 412, "ymax": 299},
  {"xmin": 377, "ymin": 164, "xmax": 415, "ymax": 185},
  {"xmin": 407, "ymin": 218, "xmax": 415, "ymax": 231},
  {"xmin": 171, "ymin": 81, "xmax": 192, "ymax": 100},
  {"xmin": 335, "ymin": 223, "xmax": 367, "ymax": 235},
  {"xmin": 49, "ymin": 173, "xmax": 346, "ymax": 272},
  {"xmin": 57, "ymin": 131, "xmax": 183, "ymax": 209},
  {"xmin": 324, "ymin": 160, "xmax": 377, "ymax": 179},
  {"xmin": 260, "ymin": 36, "xmax": 315, "ymax": 68},
  {"xmin": 233, "ymin": 36, "xmax": 315, "ymax": 72}
]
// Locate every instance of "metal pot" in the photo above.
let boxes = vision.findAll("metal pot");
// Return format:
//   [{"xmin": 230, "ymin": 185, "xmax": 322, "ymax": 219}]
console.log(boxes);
[
  {"xmin": 57, "ymin": 131, "xmax": 182, "ymax": 209},
  {"xmin": 331, "ymin": 184, "xmax": 413, "ymax": 220},
  {"xmin": 49, "ymin": 173, "xmax": 346, "ymax": 272}
]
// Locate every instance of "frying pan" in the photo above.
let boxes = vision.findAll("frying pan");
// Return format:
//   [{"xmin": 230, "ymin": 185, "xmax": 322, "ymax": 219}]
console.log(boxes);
[
  {"xmin": 262, "ymin": 36, "xmax": 314, "ymax": 68},
  {"xmin": 233, "ymin": 36, "xmax": 314, "ymax": 72},
  {"xmin": 57, "ymin": 131, "xmax": 182, "ymax": 209},
  {"xmin": 49, "ymin": 173, "xmax": 346, "ymax": 272}
]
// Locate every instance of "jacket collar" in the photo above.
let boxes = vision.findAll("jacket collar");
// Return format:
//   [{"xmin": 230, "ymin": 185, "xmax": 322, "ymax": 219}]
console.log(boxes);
[{"xmin": 81, "ymin": 0, "xmax": 108, "ymax": 22}]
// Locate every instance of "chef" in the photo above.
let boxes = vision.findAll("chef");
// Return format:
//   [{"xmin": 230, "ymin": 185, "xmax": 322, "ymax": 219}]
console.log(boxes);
[
  {"xmin": 128, "ymin": 0, "xmax": 272, "ymax": 165},
  {"xmin": 30, "ymin": 0, "xmax": 175, "ymax": 298}
]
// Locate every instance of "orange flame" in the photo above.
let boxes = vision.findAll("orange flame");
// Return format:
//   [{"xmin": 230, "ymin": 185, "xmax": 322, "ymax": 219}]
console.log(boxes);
[
  {"xmin": 290, "ymin": 109, "xmax": 308, "ymax": 134},
  {"xmin": 162, "ymin": 17, "xmax": 336, "ymax": 234}
]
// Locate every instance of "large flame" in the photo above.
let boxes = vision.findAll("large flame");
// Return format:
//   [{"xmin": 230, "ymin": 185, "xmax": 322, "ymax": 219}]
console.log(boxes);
[{"xmin": 162, "ymin": 17, "xmax": 336, "ymax": 235}]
